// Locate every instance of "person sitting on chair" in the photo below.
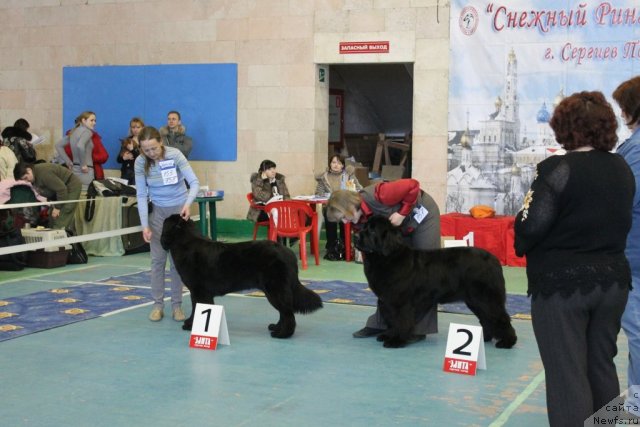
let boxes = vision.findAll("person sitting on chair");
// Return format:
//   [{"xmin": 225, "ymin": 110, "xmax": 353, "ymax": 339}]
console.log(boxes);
[
  {"xmin": 247, "ymin": 159, "xmax": 290, "ymax": 222},
  {"xmin": 314, "ymin": 154, "xmax": 361, "ymax": 260},
  {"xmin": 247, "ymin": 159, "xmax": 294, "ymax": 245}
]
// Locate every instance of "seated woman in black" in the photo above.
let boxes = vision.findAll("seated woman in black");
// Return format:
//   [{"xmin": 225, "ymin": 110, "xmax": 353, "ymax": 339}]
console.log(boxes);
[{"xmin": 246, "ymin": 159, "xmax": 293, "ymax": 245}]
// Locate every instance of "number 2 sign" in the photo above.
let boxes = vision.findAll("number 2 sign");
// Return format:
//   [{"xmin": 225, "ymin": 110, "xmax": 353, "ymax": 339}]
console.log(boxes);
[
  {"xmin": 189, "ymin": 303, "xmax": 230, "ymax": 350},
  {"xmin": 443, "ymin": 323, "xmax": 486, "ymax": 375}
]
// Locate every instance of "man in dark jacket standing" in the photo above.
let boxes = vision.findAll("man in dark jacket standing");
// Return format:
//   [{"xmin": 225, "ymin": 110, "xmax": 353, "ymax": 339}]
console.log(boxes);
[{"xmin": 159, "ymin": 111, "xmax": 193, "ymax": 158}]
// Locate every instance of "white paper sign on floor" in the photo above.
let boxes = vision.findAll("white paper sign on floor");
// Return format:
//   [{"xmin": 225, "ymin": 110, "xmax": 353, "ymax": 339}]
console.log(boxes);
[
  {"xmin": 443, "ymin": 323, "xmax": 486, "ymax": 376},
  {"xmin": 189, "ymin": 303, "xmax": 230, "ymax": 350}
]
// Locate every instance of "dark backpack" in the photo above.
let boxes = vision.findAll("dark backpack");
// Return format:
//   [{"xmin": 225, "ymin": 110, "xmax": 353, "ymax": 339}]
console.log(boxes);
[
  {"xmin": 0, "ymin": 211, "xmax": 27, "ymax": 271},
  {"xmin": 84, "ymin": 179, "xmax": 136, "ymax": 221}
]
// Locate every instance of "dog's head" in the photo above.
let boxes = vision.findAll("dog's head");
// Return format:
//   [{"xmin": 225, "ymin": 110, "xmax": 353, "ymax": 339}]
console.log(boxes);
[
  {"xmin": 160, "ymin": 214, "xmax": 194, "ymax": 250},
  {"xmin": 355, "ymin": 216, "xmax": 406, "ymax": 256}
]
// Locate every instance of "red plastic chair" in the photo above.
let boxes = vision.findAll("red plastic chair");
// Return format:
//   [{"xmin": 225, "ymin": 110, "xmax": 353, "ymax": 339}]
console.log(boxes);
[
  {"xmin": 246, "ymin": 192, "xmax": 270, "ymax": 240},
  {"xmin": 267, "ymin": 200, "xmax": 320, "ymax": 270}
]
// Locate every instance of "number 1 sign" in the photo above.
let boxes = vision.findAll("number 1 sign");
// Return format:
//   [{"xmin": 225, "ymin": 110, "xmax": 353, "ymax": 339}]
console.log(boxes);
[
  {"xmin": 189, "ymin": 303, "xmax": 230, "ymax": 350},
  {"xmin": 443, "ymin": 323, "xmax": 486, "ymax": 376}
]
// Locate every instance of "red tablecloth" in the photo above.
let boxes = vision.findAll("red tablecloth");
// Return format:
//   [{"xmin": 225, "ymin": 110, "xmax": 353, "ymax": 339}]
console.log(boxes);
[{"xmin": 440, "ymin": 213, "xmax": 526, "ymax": 267}]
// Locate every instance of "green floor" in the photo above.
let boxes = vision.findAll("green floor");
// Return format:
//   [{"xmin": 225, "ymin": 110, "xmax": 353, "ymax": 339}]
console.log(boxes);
[{"xmin": 0, "ymin": 226, "xmax": 628, "ymax": 426}]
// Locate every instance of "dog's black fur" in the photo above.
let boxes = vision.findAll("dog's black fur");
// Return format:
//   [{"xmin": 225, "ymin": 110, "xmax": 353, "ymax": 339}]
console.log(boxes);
[
  {"xmin": 160, "ymin": 214, "xmax": 323, "ymax": 338},
  {"xmin": 355, "ymin": 216, "xmax": 517, "ymax": 349}
]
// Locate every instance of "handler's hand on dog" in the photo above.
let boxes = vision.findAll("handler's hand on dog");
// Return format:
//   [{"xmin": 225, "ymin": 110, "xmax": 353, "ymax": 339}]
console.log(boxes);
[
  {"xmin": 143, "ymin": 227, "xmax": 153, "ymax": 243},
  {"xmin": 388, "ymin": 212, "xmax": 405, "ymax": 227},
  {"xmin": 179, "ymin": 206, "xmax": 190, "ymax": 221}
]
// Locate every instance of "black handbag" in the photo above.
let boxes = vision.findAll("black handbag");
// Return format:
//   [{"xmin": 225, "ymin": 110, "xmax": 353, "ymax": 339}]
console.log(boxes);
[
  {"xmin": 0, "ymin": 227, "xmax": 27, "ymax": 271},
  {"xmin": 65, "ymin": 229, "xmax": 88, "ymax": 264},
  {"xmin": 323, "ymin": 238, "xmax": 345, "ymax": 261}
]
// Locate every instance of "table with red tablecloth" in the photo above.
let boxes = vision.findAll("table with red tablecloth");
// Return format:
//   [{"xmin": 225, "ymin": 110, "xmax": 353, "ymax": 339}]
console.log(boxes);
[{"xmin": 440, "ymin": 213, "xmax": 526, "ymax": 267}]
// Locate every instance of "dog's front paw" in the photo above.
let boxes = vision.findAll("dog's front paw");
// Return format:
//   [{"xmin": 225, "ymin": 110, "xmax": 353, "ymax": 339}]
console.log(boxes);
[
  {"xmin": 182, "ymin": 320, "xmax": 193, "ymax": 331},
  {"xmin": 268, "ymin": 322, "xmax": 278, "ymax": 332},
  {"xmin": 270, "ymin": 329, "xmax": 294, "ymax": 339},
  {"xmin": 495, "ymin": 335, "xmax": 517, "ymax": 349}
]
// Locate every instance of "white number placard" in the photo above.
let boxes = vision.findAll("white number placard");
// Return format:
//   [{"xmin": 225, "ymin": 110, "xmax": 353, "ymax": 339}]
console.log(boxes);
[
  {"xmin": 189, "ymin": 303, "xmax": 230, "ymax": 350},
  {"xmin": 159, "ymin": 159, "xmax": 178, "ymax": 185},
  {"xmin": 443, "ymin": 323, "xmax": 486, "ymax": 375}
]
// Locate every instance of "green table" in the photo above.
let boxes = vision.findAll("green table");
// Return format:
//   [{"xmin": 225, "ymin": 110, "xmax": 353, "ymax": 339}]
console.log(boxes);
[{"xmin": 195, "ymin": 195, "xmax": 224, "ymax": 241}]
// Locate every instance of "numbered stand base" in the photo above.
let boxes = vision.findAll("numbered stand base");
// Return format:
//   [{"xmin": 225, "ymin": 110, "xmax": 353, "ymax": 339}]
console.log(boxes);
[
  {"xmin": 190, "ymin": 334, "xmax": 219, "ymax": 350},
  {"xmin": 443, "ymin": 357, "xmax": 477, "ymax": 376},
  {"xmin": 442, "ymin": 323, "xmax": 486, "ymax": 376},
  {"xmin": 188, "ymin": 303, "xmax": 230, "ymax": 351}
]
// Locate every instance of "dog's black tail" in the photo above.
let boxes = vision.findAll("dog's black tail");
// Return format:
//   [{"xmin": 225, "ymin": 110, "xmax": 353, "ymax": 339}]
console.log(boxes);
[{"xmin": 292, "ymin": 282, "xmax": 323, "ymax": 314}]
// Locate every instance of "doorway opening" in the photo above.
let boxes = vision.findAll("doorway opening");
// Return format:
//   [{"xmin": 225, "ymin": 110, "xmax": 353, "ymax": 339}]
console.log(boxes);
[{"xmin": 328, "ymin": 63, "xmax": 414, "ymax": 181}]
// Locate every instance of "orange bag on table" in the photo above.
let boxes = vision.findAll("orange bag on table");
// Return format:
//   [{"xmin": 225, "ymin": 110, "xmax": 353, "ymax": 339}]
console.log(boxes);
[{"xmin": 469, "ymin": 205, "xmax": 496, "ymax": 219}]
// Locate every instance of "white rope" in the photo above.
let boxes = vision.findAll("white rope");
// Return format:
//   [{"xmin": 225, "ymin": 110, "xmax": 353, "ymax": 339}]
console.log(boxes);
[
  {"xmin": 0, "ymin": 214, "xmax": 202, "ymax": 256},
  {"xmin": 0, "ymin": 226, "xmax": 142, "ymax": 256},
  {"xmin": 0, "ymin": 197, "xmax": 128, "ymax": 209}
]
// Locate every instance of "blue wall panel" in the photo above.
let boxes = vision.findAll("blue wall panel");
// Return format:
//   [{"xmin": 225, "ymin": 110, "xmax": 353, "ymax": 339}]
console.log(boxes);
[{"xmin": 63, "ymin": 63, "xmax": 237, "ymax": 169}]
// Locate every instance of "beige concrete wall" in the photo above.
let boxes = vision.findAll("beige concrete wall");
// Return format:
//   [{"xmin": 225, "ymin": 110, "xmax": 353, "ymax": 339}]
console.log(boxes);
[{"xmin": 0, "ymin": 0, "xmax": 450, "ymax": 218}]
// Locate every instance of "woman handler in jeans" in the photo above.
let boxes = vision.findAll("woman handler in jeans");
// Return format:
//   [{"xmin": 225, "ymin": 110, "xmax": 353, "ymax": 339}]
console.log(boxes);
[
  {"xmin": 327, "ymin": 178, "xmax": 441, "ymax": 340},
  {"xmin": 134, "ymin": 126, "xmax": 199, "ymax": 323}
]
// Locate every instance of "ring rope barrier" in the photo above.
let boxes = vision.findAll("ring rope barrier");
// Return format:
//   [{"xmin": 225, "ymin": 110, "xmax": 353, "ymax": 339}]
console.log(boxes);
[
  {"xmin": 0, "ymin": 197, "xmax": 110, "ymax": 209},
  {"xmin": 0, "ymin": 196, "xmax": 201, "ymax": 256}
]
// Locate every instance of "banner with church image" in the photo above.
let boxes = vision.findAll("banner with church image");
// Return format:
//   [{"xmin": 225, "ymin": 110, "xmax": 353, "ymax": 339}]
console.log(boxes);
[{"xmin": 448, "ymin": 0, "xmax": 640, "ymax": 215}]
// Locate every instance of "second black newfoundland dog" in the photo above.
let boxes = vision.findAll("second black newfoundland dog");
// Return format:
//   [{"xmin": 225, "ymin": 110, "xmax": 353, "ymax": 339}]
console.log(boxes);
[
  {"xmin": 160, "ymin": 214, "xmax": 323, "ymax": 338},
  {"xmin": 356, "ymin": 216, "xmax": 517, "ymax": 349}
]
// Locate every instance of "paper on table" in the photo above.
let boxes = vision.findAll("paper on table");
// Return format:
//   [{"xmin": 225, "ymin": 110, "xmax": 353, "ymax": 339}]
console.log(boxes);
[
  {"xmin": 293, "ymin": 195, "xmax": 329, "ymax": 201},
  {"xmin": 266, "ymin": 195, "xmax": 283, "ymax": 204},
  {"xmin": 30, "ymin": 134, "xmax": 47, "ymax": 145}
]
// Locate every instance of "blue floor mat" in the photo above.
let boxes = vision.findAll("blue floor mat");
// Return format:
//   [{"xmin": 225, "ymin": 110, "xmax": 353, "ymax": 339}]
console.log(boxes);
[
  {"xmin": 321, "ymin": 280, "xmax": 531, "ymax": 318},
  {"xmin": 0, "ymin": 282, "xmax": 153, "ymax": 342},
  {"xmin": 0, "ymin": 271, "xmax": 531, "ymax": 342},
  {"xmin": 109, "ymin": 272, "xmax": 531, "ymax": 317},
  {"xmin": 249, "ymin": 279, "xmax": 531, "ymax": 319}
]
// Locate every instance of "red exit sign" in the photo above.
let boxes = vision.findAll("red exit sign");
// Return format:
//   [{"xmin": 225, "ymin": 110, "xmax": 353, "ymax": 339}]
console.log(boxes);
[{"xmin": 339, "ymin": 41, "xmax": 390, "ymax": 54}]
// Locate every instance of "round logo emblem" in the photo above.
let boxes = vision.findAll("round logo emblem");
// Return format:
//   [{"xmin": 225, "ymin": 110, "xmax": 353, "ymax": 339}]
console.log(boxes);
[{"xmin": 459, "ymin": 6, "xmax": 479, "ymax": 36}]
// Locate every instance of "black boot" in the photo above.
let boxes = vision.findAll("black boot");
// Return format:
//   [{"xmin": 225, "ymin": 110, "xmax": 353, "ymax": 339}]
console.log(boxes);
[
  {"xmin": 324, "ymin": 239, "xmax": 344, "ymax": 261},
  {"xmin": 334, "ymin": 238, "xmax": 345, "ymax": 260}
]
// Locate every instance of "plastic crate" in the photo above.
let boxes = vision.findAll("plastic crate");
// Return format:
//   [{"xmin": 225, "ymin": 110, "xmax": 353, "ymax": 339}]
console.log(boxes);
[
  {"xmin": 27, "ymin": 249, "xmax": 69, "ymax": 269},
  {"xmin": 21, "ymin": 228, "xmax": 71, "ymax": 252},
  {"xmin": 20, "ymin": 228, "xmax": 71, "ymax": 269}
]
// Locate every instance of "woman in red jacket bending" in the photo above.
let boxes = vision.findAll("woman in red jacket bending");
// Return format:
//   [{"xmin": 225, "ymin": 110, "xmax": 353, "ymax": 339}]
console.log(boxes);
[{"xmin": 327, "ymin": 178, "xmax": 441, "ymax": 340}]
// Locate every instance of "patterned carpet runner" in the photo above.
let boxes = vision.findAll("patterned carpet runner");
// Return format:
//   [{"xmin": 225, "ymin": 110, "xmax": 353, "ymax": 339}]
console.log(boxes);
[{"xmin": 0, "ymin": 270, "xmax": 530, "ymax": 342}]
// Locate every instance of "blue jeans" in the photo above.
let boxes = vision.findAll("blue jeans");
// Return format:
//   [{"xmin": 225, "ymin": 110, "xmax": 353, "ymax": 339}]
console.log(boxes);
[{"xmin": 623, "ymin": 274, "xmax": 640, "ymax": 415}]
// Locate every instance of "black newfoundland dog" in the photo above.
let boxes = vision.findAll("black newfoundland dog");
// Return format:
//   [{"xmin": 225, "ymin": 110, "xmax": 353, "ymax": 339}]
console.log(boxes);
[
  {"xmin": 356, "ymin": 216, "xmax": 517, "ymax": 349},
  {"xmin": 160, "ymin": 214, "xmax": 323, "ymax": 338}
]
